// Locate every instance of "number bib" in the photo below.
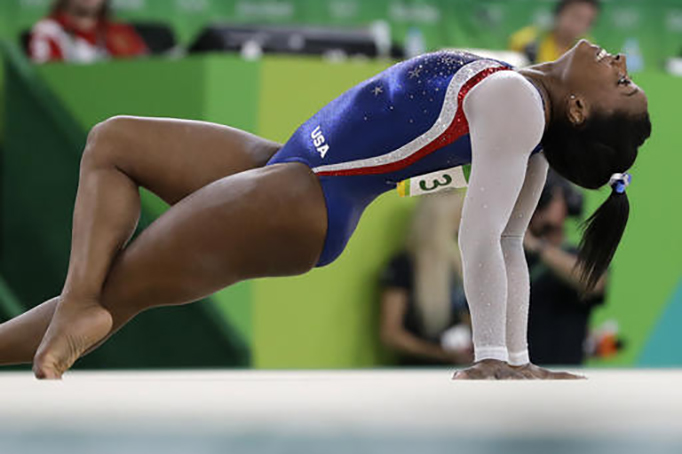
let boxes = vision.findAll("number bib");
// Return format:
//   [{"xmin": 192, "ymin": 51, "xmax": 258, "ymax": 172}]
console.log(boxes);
[{"xmin": 396, "ymin": 165, "xmax": 471, "ymax": 197}]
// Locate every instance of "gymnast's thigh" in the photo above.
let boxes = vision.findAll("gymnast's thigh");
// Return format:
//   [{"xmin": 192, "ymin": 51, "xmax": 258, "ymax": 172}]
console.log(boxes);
[
  {"xmin": 86, "ymin": 116, "xmax": 282, "ymax": 205},
  {"xmin": 98, "ymin": 162, "xmax": 328, "ymax": 317}
]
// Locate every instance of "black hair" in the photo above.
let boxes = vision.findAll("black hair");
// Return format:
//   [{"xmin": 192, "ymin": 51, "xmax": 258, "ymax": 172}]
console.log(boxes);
[
  {"xmin": 554, "ymin": 0, "xmax": 601, "ymax": 17},
  {"xmin": 541, "ymin": 111, "xmax": 651, "ymax": 291}
]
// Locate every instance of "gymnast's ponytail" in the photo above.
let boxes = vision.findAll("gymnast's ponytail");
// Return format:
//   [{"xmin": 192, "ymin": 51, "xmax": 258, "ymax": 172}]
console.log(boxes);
[
  {"xmin": 577, "ymin": 174, "xmax": 630, "ymax": 290},
  {"xmin": 541, "ymin": 111, "xmax": 651, "ymax": 291}
]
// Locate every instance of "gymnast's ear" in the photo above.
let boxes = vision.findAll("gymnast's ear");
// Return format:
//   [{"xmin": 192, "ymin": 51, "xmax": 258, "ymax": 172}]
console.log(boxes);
[{"xmin": 567, "ymin": 94, "xmax": 588, "ymax": 127}]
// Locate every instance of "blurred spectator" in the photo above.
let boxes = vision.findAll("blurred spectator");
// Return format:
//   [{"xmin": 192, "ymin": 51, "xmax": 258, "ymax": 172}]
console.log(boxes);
[
  {"xmin": 379, "ymin": 191, "xmax": 472, "ymax": 366},
  {"xmin": 509, "ymin": 0, "xmax": 600, "ymax": 64},
  {"xmin": 29, "ymin": 0, "xmax": 147, "ymax": 64},
  {"xmin": 525, "ymin": 171, "xmax": 607, "ymax": 365}
]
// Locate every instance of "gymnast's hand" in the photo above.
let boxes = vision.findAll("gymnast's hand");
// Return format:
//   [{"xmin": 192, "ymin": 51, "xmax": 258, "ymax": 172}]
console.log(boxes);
[
  {"xmin": 452, "ymin": 359, "xmax": 585, "ymax": 379},
  {"xmin": 510, "ymin": 363, "xmax": 585, "ymax": 380},
  {"xmin": 452, "ymin": 359, "xmax": 527, "ymax": 380}
]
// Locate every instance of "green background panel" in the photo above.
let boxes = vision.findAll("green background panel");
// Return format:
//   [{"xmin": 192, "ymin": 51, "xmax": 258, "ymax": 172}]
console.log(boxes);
[
  {"xmin": 41, "ymin": 56, "xmax": 205, "ymax": 126},
  {"xmin": 203, "ymin": 56, "xmax": 261, "ymax": 127},
  {"xmin": 256, "ymin": 57, "xmax": 389, "ymax": 140},
  {"xmin": 38, "ymin": 54, "xmax": 262, "ymax": 130},
  {"xmin": 639, "ymin": 280, "xmax": 682, "ymax": 366}
]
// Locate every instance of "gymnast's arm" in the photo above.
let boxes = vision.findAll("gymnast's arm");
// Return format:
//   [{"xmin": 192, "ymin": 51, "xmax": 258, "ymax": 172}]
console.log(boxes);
[
  {"xmin": 458, "ymin": 71, "xmax": 546, "ymax": 362},
  {"xmin": 502, "ymin": 152, "xmax": 548, "ymax": 365}
]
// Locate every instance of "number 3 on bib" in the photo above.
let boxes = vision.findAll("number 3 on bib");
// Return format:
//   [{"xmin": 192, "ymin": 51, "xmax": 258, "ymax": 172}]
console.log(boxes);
[
  {"xmin": 397, "ymin": 165, "xmax": 470, "ymax": 197},
  {"xmin": 419, "ymin": 174, "xmax": 453, "ymax": 192}
]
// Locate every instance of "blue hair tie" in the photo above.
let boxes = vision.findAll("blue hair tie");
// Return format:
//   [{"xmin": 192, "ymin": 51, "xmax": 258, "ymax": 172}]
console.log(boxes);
[{"xmin": 609, "ymin": 172, "xmax": 632, "ymax": 194}]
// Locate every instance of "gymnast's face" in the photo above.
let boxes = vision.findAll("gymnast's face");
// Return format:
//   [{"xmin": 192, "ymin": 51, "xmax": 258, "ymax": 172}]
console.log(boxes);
[{"xmin": 555, "ymin": 39, "xmax": 648, "ymax": 125}]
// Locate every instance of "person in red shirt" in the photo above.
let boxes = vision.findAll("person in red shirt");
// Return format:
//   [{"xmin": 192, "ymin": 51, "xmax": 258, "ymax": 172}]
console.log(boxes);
[{"xmin": 29, "ymin": 0, "xmax": 147, "ymax": 64}]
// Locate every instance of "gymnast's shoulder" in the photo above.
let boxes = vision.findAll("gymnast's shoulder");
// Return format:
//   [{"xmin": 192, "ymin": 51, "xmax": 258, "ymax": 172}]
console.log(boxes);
[{"xmin": 463, "ymin": 70, "xmax": 546, "ymax": 143}]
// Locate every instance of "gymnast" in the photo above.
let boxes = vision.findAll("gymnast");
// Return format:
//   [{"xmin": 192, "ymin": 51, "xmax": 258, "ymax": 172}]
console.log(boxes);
[{"xmin": 0, "ymin": 39, "xmax": 650, "ymax": 379}]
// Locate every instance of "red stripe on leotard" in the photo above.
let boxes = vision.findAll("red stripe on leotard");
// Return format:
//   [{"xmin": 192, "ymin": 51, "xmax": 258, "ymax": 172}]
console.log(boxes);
[{"xmin": 316, "ymin": 66, "xmax": 510, "ymax": 177}]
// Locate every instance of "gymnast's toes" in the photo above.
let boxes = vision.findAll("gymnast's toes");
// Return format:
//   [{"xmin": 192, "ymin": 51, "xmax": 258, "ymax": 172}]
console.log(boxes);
[
  {"xmin": 33, "ymin": 303, "xmax": 113, "ymax": 380},
  {"xmin": 33, "ymin": 353, "xmax": 64, "ymax": 380}
]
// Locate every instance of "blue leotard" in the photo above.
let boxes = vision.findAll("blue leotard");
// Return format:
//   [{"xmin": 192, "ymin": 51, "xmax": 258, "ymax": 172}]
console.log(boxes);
[{"xmin": 267, "ymin": 51, "xmax": 541, "ymax": 266}]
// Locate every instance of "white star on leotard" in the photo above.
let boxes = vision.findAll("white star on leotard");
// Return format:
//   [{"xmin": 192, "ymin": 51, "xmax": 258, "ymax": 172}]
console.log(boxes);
[
  {"xmin": 372, "ymin": 85, "xmax": 383, "ymax": 96},
  {"xmin": 408, "ymin": 67, "xmax": 422, "ymax": 78}
]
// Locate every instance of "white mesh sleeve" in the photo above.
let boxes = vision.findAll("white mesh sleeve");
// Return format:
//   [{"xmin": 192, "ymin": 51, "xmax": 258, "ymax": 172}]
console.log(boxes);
[
  {"xmin": 458, "ymin": 71, "xmax": 546, "ymax": 363},
  {"xmin": 502, "ymin": 153, "xmax": 548, "ymax": 365}
]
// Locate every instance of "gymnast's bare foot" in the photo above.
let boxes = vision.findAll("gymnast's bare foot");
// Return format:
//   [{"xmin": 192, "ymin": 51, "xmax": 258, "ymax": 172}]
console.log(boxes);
[
  {"xmin": 452, "ymin": 359, "xmax": 529, "ymax": 380},
  {"xmin": 33, "ymin": 298, "xmax": 113, "ymax": 379},
  {"xmin": 511, "ymin": 363, "xmax": 586, "ymax": 380}
]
